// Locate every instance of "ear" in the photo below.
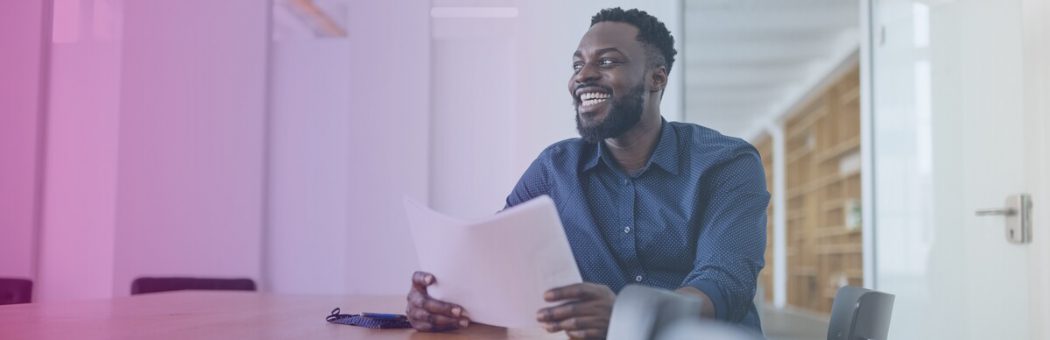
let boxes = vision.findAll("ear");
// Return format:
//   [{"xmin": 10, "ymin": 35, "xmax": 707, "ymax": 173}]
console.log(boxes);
[{"xmin": 648, "ymin": 65, "xmax": 668, "ymax": 94}]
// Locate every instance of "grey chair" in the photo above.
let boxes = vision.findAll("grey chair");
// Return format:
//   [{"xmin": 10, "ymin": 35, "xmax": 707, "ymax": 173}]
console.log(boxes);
[
  {"xmin": 0, "ymin": 278, "xmax": 32, "ymax": 305},
  {"xmin": 608, "ymin": 284, "xmax": 762, "ymax": 340},
  {"xmin": 130, "ymin": 277, "xmax": 256, "ymax": 295},
  {"xmin": 657, "ymin": 319, "xmax": 764, "ymax": 340},
  {"xmin": 827, "ymin": 286, "xmax": 895, "ymax": 340}
]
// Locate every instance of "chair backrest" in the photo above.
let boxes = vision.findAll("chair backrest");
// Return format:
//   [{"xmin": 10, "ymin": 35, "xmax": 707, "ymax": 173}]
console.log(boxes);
[
  {"xmin": 656, "ymin": 319, "xmax": 764, "ymax": 340},
  {"xmin": 827, "ymin": 286, "xmax": 895, "ymax": 340},
  {"xmin": 609, "ymin": 285, "xmax": 761, "ymax": 340},
  {"xmin": 0, "ymin": 278, "xmax": 33, "ymax": 305},
  {"xmin": 130, "ymin": 277, "xmax": 256, "ymax": 295},
  {"xmin": 607, "ymin": 285, "xmax": 704, "ymax": 340}
]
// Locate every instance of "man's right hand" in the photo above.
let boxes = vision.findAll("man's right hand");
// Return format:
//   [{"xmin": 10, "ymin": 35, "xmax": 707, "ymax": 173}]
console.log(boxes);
[{"xmin": 406, "ymin": 271, "xmax": 471, "ymax": 331}]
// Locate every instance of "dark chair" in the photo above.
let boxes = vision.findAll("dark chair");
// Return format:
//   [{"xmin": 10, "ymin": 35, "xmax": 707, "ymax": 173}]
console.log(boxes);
[
  {"xmin": 130, "ymin": 277, "xmax": 256, "ymax": 295},
  {"xmin": 0, "ymin": 278, "xmax": 33, "ymax": 305},
  {"xmin": 827, "ymin": 286, "xmax": 895, "ymax": 340}
]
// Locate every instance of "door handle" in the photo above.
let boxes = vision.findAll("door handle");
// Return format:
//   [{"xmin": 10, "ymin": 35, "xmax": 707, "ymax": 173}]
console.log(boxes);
[
  {"xmin": 975, "ymin": 194, "xmax": 1032, "ymax": 244},
  {"xmin": 975, "ymin": 208, "xmax": 1017, "ymax": 216}
]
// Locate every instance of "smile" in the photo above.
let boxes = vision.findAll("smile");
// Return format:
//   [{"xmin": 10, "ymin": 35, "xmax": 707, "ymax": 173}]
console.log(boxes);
[{"xmin": 579, "ymin": 92, "xmax": 611, "ymax": 107}]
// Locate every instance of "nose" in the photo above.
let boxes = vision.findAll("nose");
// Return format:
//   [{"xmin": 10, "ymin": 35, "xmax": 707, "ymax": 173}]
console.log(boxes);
[{"xmin": 573, "ymin": 61, "xmax": 601, "ymax": 84}]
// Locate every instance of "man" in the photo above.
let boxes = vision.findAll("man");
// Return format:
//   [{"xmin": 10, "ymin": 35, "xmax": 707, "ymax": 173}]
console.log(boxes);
[{"xmin": 406, "ymin": 7, "xmax": 768, "ymax": 338}]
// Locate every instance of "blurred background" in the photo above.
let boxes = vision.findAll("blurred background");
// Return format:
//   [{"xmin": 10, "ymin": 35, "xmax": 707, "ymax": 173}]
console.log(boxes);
[{"xmin": 1, "ymin": 0, "xmax": 1048, "ymax": 339}]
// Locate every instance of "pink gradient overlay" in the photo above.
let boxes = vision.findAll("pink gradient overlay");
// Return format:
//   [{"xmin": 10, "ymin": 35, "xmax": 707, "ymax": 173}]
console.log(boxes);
[{"xmin": 1, "ymin": 0, "xmax": 683, "ymax": 302}]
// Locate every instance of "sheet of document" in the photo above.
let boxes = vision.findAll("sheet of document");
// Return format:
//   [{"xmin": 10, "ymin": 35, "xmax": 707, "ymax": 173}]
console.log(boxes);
[{"xmin": 404, "ymin": 195, "xmax": 583, "ymax": 330}]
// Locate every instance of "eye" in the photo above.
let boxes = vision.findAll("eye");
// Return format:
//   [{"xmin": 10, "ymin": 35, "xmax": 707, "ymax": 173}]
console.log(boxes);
[
  {"xmin": 572, "ymin": 61, "xmax": 584, "ymax": 72},
  {"xmin": 599, "ymin": 58, "xmax": 618, "ymax": 66}
]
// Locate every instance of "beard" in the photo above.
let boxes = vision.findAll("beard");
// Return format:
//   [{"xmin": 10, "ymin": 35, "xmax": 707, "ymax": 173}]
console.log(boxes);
[{"xmin": 576, "ymin": 83, "xmax": 645, "ymax": 144}]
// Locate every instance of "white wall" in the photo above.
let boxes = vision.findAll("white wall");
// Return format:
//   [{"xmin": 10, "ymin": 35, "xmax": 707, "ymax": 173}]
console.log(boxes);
[
  {"xmin": 36, "ymin": 0, "xmax": 270, "ymax": 300},
  {"xmin": 36, "ymin": 0, "xmax": 123, "ymax": 301},
  {"xmin": 266, "ymin": 38, "xmax": 352, "ymax": 294},
  {"xmin": 110, "ymin": 0, "xmax": 269, "ymax": 296},
  {"xmin": 266, "ymin": 0, "xmax": 433, "ymax": 295},
  {"xmin": 339, "ymin": 0, "xmax": 432, "ymax": 295},
  {"xmin": 0, "ymin": 1, "xmax": 49, "ymax": 281}
]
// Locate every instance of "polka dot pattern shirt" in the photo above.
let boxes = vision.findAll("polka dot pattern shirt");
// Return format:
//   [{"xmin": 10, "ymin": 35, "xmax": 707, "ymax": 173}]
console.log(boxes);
[{"xmin": 505, "ymin": 119, "xmax": 769, "ymax": 332}]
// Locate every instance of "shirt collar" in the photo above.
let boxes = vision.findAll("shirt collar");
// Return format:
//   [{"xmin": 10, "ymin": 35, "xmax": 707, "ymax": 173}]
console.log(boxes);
[{"xmin": 581, "ymin": 119, "xmax": 680, "ymax": 176}]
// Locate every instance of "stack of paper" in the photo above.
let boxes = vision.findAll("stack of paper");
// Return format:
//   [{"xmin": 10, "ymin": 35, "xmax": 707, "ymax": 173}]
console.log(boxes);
[{"xmin": 404, "ymin": 195, "xmax": 583, "ymax": 329}]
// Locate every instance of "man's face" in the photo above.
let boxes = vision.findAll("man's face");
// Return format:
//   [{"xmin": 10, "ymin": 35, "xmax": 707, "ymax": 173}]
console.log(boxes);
[{"xmin": 569, "ymin": 22, "xmax": 650, "ymax": 143}]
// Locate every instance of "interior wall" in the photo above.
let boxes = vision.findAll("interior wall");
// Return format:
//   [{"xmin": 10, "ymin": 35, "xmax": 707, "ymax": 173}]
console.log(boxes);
[
  {"xmin": 338, "ymin": 0, "xmax": 431, "ymax": 295},
  {"xmin": 110, "ymin": 0, "xmax": 269, "ymax": 297},
  {"xmin": 266, "ymin": 37, "xmax": 351, "ymax": 294},
  {"xmin": 0, "ymin": 1, "xmax": 50, "ymax": 282},
  {"xmin": 36, "ymin": 0, "xmax": 123, "ymax": 301}
]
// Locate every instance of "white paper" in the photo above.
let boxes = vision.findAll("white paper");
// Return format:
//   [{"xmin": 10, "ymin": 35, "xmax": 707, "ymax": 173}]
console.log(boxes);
[{"xmin": 404, "ymin": 195, "xmax": 583, "ymax": 330}]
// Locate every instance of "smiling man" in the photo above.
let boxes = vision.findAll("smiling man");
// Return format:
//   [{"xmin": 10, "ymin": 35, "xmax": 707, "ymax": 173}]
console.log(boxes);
[{"xmin": 406, "ymin": 7, "xmax": 769, "ymax": 338}]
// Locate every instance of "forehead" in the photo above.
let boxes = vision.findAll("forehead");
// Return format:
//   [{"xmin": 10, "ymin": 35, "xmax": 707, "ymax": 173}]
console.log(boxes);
[{"xmin": 574, "ymin": 22, "xmax": 644, "ymax": 58}]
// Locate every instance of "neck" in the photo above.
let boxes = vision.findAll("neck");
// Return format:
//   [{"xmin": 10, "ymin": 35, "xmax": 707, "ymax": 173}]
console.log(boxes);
[{"xmin": 604, "ymin": 108, "xmax": 662, "ymax": 174}]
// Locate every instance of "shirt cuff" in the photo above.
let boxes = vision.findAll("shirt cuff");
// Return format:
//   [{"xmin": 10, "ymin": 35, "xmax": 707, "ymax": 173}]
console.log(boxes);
[{"xmin": 687, "ymin": 279, "xmax": 728, "ymax": 321}]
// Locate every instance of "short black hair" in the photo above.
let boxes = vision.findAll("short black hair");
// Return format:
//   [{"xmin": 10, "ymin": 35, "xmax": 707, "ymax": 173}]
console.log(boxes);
[{"xmin": 591, "ymin": 7, "xmax": 677, "ymax": 73}]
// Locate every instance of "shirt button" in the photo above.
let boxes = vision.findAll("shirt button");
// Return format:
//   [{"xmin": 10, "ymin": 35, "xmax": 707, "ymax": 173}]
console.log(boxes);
[
  {"xmin": 635, "ymin": 275, "xmax": 644, "ymax": 282},
  {"xmin": 623, "ymin": 179, "xmax": 630, "ymax": 185},
  {"xmin": 624, "ymin": 226, "xmax": 631, "ymax": 233}
]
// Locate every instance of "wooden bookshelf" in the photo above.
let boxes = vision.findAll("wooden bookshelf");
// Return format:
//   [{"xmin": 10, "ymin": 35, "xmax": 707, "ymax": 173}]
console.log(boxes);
[{"xmin": 775, "ymin": 61, "xmax": 862, "ymax": 315}]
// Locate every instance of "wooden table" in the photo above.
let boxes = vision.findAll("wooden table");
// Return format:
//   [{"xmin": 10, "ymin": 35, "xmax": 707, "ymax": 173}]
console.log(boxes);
[{"xmin": 0, "ymin": 291, "xmax": 562, "ymax": 339}]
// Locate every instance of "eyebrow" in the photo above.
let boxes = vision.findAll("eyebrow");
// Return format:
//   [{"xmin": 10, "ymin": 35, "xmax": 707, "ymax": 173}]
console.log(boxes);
[{"xmin": 573, "ymin": 47, "xmax": 627, "ymax": 59}]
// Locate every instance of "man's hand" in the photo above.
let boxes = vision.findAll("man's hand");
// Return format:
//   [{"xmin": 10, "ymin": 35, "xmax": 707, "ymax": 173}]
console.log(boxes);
[
  {"xmin": 536, "ymin": 283, "xmax": 616, "ymax": 339},
  {"xmin": 406, "ymin": 271, "xmax": 470, "ymax": 331}
]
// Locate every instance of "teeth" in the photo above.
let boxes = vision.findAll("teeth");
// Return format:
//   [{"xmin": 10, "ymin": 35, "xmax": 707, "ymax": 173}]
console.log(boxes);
[
  {"xmin": 579, "ymin": 92, "xmax": 610, "ymax": 101},
  {"xmin": 581, "ymin": 97, "xmax": 608, "ymax": 106}
]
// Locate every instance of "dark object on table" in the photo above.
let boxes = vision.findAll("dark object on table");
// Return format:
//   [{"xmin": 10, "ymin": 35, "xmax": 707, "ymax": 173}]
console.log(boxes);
[
  {"xmin": 326, "ymin": 308, "xmax": 412, "ymax": 329},
  {"xmin": 130, "ymin": 277, "xmax": 256, "ymax": 295}
]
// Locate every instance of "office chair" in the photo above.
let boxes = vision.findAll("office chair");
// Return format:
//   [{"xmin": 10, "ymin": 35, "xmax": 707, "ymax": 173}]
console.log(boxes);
[
  {"xmin": 827, "ymin": 286, "xmax": 895, "ymax": 340},
  {"xmin": 0, "ymin": 278, "xmax": 33, "ymax": 305},
  {"xmin": 130, "ymin": 277, "xmax": 256, "ymax": 295},
  {"xmin": 608, "ymin": 284, "xmax": 762, "ymax": 340},
  {"xmin": 656, "ymin": 319, "xmax": 764, "ymax": 340}
]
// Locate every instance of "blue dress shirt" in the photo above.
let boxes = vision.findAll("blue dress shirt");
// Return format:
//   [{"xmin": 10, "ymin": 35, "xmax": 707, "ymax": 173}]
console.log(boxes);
[{"xmin": 505, "ymin": 119, "xmax": 769, "ymax": 332}]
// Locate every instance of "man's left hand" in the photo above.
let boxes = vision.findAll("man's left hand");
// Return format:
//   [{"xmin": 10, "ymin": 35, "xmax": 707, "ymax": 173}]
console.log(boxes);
[{"xmin": 536, "ymin": 283, "xmax": 616, "ymax": 339}]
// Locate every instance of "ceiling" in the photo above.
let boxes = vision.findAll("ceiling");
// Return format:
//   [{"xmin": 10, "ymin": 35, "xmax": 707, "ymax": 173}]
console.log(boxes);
[{"xmin": 682, "ymin": 0, "xmax": 859, "ymax": 139}]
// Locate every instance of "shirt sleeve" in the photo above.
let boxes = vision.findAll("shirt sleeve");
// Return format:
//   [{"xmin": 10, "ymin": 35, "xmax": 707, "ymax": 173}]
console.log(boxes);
[
  {"xmin": 680, "ymin": 147, "xmax": 769, "ymax": 322},
  {"xmin": 504, "ymin": 149, "xmax": 552, "ymax": 209}
]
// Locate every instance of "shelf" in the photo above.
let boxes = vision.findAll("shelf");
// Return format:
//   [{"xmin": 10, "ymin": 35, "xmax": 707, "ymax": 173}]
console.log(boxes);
[
  {"xmin": 816, "ymin": 244, "xmax": 862, "ymax": 255},
  {"xmin": 839, "ymin": 86, "xmax": 860, "ymax": 104},
  {"xmin": 814, "ymin": 135, "xmax": 861, "ymax": 163},
  {"xmin": 813, "ymin": 225, "xmax": 860, "ymax": 238},
  {"xmin": 786, "ymin": 171, "xmax": 858, "ymax": 200},
  {"xmin": 766, "ymin": 63, "xmax": 862, "ymax": 315},
  {"xmin": 786, "ymin": 147, "xmax": 813, "ymax": 164},
  {"xmin": 787, "ymin": 106, "xmax": 829, "ymax": 139}
]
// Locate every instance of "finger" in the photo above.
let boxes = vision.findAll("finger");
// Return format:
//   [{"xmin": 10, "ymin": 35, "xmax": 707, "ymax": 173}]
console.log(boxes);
[
  {"xmin": 410, "ymin": 320, "xmax": 434, "ymax": 332},
  {"xmin": 422, "ymin": 296, "xmax": 466, "ymax": 318},
  {"xmin": 407, "ymin": 289, "xmax": 426, "ymax": 308},
  {"xmin": 555, "ymin": 316, "xmax": 607, "ymax": 331},
  {"xmin": 428, "ymin": 312, "xmax": 467, "ymax": 330},
  {"xmin": 412, "ymin": 271, "xmax": 436, "ymax": 290},
  {"xmin": 407, "ymin": 306, "xmax": 431, "ymax": 322},
  {"xmin": 545, "ymin": 283, "xmax": 600, "ymax": 302},
  {"xmin": 408, "ymin": 308, "xmax": 468, "ymax": 331},
  {"xmin": 566, "ymin": 328, "xmax": 606, "ymax": 339},
  {"xmin": 538, "ymin": 300, "xmax": 594, "ymax": 322}
]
